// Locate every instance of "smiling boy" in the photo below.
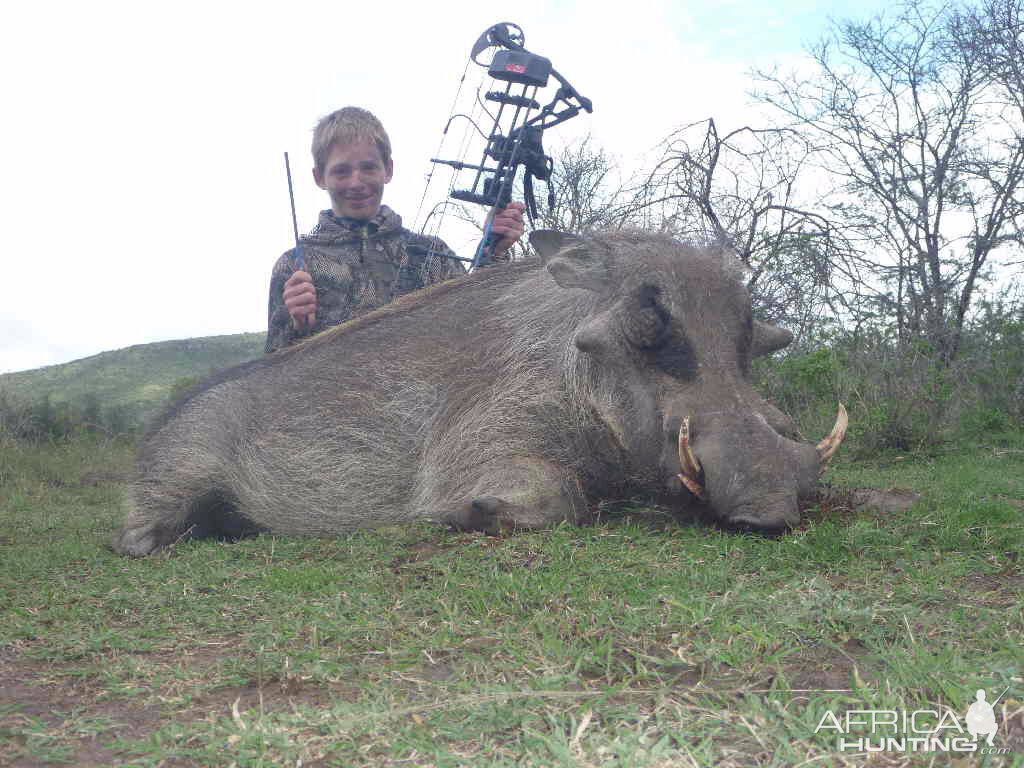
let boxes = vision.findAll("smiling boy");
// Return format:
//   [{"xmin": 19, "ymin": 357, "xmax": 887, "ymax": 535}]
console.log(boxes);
[{"xmin": 266, "ymin": 107, "xmax": 525, "ymax": 353}]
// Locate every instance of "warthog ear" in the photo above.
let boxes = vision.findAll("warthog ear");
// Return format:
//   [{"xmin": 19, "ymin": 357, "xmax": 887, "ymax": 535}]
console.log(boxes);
[
  {"xmin": 530, "ymin": 230, "xmax": 607, "ymax": 292},
  {"xmin": 751, "ymin": 321, "xmax": 793, "ymax": 357},
  {"xmin": 530, "ymin": 230, "xmax": 581, "ymax": 261}
]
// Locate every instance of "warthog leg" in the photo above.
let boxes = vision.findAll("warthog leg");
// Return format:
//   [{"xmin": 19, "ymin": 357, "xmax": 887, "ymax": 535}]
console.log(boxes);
[
  {"xmin": 440, "ymin": 458, "xmax": 585, "ymax": 534},
  {"xmin": 114, "ymin": 486, "xmax": 259, "ymax": 557}
]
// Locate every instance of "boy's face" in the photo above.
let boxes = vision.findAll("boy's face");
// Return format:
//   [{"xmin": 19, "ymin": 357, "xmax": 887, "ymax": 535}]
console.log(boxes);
[{"xmin": 313, "ymin": 138, "xmax": 393, "ymax": 220}]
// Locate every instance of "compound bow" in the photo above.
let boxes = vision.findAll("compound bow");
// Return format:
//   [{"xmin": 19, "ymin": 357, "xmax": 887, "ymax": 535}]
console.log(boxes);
[{"xmin": 418, "ymin": 22, "xmax": 593, "ymax": 270}]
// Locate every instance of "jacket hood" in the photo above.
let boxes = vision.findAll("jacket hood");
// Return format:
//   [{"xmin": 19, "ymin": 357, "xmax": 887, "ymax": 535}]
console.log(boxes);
[{"xmin": 301, "ymin": 205, "xmax": 404, "ymax": 247}]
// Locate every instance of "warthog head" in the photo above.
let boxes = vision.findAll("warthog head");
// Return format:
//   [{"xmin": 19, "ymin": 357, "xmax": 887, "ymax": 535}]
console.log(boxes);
[{"xmin": 532, "ymin": 230, "xmax": 846, "ymax": 533}]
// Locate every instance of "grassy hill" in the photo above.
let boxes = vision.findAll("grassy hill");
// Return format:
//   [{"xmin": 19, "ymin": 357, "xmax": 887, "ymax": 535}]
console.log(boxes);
[{"xmin": 0, "ymin": 332, "xmax": 266, "ymax": 429}]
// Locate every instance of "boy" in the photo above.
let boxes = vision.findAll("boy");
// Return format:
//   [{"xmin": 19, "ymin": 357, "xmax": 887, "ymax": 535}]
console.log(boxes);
[{"xmin": 266, "ymin": 107, "xmax": 525, "ymax": 353}]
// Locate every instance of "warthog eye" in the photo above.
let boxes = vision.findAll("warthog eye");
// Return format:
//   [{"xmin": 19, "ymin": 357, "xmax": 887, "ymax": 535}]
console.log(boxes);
[{"xmin": 653, "ymin": 336, "xmax": 697, "ymax": 379}]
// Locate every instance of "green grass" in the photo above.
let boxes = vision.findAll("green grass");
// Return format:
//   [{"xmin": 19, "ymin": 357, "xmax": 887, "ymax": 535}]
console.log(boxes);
[{"xmin": 1, "ymin": 430, "xmax": 1023, "ymax": 766}]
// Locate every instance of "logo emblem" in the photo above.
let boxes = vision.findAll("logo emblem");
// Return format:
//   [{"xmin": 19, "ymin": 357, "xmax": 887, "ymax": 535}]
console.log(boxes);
[{"xmin": 966, "ymin": 687, "xmax": 1004, "ymax": 746}]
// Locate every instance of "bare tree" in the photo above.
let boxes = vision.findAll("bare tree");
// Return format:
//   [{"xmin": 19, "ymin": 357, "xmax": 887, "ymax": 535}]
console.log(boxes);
[
  {"xmin": 954, "ymin": 0, "xmax": 1024, "ymax": 268},
  {"xmin": 754, "ymin": 0, "xmax": 1024, "ymax": 363},
  {"xmin": 533, "ymin": 135, "xmax": 642, "ymax": 234},
  {"xmin": 636, "ymin": 118, "xmax": 862, "ymax": 340},
  {"xmin": 958, "ymin": 0, "xmax": 1024, "ymax": 119}
]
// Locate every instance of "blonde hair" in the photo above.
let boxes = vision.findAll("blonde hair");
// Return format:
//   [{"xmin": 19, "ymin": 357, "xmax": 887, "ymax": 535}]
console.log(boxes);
[{"xmin": 312, "ymin": 107, "xmax": 392, "ymax": 173}]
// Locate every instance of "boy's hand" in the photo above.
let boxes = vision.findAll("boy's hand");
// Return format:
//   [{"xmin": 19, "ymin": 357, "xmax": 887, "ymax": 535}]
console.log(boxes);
[
  {"xmin": 283, "ymin": 270, "xmax": 317, "ymax": 330},
  {"xmin": 491, "ymin": 202, "xmax": 526, "ymax": 257}
]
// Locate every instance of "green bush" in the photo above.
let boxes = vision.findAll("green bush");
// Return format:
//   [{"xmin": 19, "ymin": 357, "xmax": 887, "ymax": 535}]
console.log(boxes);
[
  {"xmin": 0, "ymin": 390, "xmax": 137, "ymax": 442},
  {"xmin": 758, "ymin": 348, "xmax": 837, "ymax": 414},
  {"xmin": 168, "ymin": 375, "xmax": 201, "ymax": 402},
  {"xmin": 754, "ymin": 312, "xmax": 1024, "ymax": 458},
  {"xmin": 958, "ymin": 405, "xmax": 1011, "ymax": 435}
]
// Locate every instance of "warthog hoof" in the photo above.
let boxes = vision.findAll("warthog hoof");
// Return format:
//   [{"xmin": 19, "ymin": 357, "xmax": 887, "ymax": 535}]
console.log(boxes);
[
  {"xmin": 443, "ymin": 497, "xmax": 512, "ymax": 535},
  {"xmin": 112, "ymin": 524, "xmax": 163, "ymax": 557}
]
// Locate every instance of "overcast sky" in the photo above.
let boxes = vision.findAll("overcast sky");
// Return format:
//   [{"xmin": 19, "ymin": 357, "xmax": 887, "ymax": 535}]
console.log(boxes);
[{"xmin": 1, "ymin": 0, "xmax": 894, "ymax": 375}]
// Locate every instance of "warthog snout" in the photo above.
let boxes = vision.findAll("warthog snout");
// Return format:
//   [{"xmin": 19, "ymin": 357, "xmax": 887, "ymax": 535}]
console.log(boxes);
[{"xmin": 672, "ymin": 404, "xmax": 849, "ymax": 531}]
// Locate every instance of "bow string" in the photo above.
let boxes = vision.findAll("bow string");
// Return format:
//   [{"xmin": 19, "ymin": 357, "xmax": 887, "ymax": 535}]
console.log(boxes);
[{"xmin": 415, "ymin": 22, "xmax": 593, "ymax": 271}]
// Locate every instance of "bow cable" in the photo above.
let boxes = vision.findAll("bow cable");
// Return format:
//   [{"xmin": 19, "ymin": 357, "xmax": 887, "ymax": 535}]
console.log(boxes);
[
  {"xmin": 415, "ymin": 22, "xmax": 593, "ymax": 272},
  {"xmin": 412, "ymin": 54, "xmax": 475, "ymax": 235},
  {"xmin": 414, "ymin": 71, "xmax": 492, "ymax": 260}
]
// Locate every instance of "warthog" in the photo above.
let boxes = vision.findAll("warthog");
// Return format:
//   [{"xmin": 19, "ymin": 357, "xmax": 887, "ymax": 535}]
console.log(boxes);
[{"xmin": 114, "ymin": 230, "xmax": 846, "ymax": 556}]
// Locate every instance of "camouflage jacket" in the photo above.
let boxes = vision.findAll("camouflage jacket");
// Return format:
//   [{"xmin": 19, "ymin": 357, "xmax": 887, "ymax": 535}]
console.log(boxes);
[{"xmin": 266, "ymin": 206, "xmax": 465, "ymax": 353}]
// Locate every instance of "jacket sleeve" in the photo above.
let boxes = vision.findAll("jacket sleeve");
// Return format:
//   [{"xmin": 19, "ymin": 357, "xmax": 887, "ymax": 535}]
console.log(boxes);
[{"xmin": 265, "ymin": 251, "xmax": 305, "ymax": 354}]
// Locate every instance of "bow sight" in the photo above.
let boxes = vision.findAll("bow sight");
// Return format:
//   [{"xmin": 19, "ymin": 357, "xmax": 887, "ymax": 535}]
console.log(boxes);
[{"xmin": 429, "ymin": 22, "xmax": 593, "ymax": 269}]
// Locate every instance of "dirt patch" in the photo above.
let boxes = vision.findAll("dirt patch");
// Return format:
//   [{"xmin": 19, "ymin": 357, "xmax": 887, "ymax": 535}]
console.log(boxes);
[
  {"xmin": 850, "ymin": 487, "xmax": 921, "ymax": 514},
  {"xmin": 801, "ymin": 485, "xmax": 922, "ymax": 527},
  {"xmin": 658, "ymin": 663, "xmax": 704, "ymax": 687},
  {"xmin": 959, "ymin": 569, "xmax": 1024, "ymax": 591},
  {"xmin": 949, "ymin": 569, "xmax": 1024, "ymax": 610},
  {"xmin": 0, "ymin": 642, "xmax": 355, "ymax": 767},
  {"xmin": 78, "ymin": 470, "xmax": 130, "ymax": 487},
  {"xmin": 43, "ymin": 470, "xmax": 130, "ymax": 490},
  {"xmin": 396, "ymin": 662, "xmax": 457, "ymax": 685},
  {"xmin": 175, "ymin": 676, "xmax": 341, "ymax": 716},
  {"xmin": 781, "ymin": 638, "xmax": 876, "ymax": 691},
  {"xmin": 388, "ymin": 540, "xmax": 448, "ymax": 571},
  {"xmin": 0, "ymin": 650, "xmax": 164, "ymax": 768},
  {"xmin": 800, "ymin": 486, "xmax": 858, "ymax": 526},
  {"xmin": 1002, "ymin": 707, "xmax": 1024, "ymax": 754}
]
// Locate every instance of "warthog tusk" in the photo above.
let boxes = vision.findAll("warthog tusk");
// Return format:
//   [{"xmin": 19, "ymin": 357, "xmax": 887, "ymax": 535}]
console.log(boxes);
[
  {"xmin": 677, "ymin": 417, "xmax": 705, "ymax": 500},
  {"xmin": 816, "ymin": 403, "xmax": 849, "ymax": 468}
]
